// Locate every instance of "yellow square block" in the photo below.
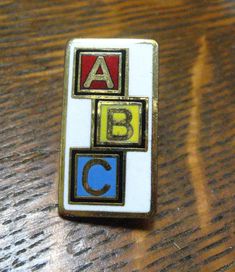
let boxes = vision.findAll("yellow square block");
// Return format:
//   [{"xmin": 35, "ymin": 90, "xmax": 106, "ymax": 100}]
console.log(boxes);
[{"xmin": 97, "ymin": 100, "xmax": 143, "ymax": 145}]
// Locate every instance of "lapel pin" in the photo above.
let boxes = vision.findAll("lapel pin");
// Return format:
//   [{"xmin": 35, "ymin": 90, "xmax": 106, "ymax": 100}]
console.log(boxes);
[{"xmin": 59, "ymin": 39, "xmax": 158, "ymax": 219}]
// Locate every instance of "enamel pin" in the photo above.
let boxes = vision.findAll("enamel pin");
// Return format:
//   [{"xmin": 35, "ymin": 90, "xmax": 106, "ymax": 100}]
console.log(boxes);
[{"xmin": 59, "ymin": 39, "xmax": 158, "ymax": 218}]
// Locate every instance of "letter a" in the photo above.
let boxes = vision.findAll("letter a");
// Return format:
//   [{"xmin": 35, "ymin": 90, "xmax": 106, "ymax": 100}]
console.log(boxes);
[{"xmin": 84, "ymin": 56, "xmax": 114, "ymax": 88}]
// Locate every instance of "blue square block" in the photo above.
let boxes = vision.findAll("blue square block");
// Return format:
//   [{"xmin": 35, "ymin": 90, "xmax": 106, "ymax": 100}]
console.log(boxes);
[
  {"xmin": 69, "ymin": 149, "xmax": 125, "ymax": 205},
  {"xmin": 76, "ymin": 156, "xmax": 117, "ymax": 198}
]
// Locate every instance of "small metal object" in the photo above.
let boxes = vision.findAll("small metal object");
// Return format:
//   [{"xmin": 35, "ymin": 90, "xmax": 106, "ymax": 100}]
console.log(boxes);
[{"xmin": 59, "ymin": 39, "xmax": 158, "ymax": 219}]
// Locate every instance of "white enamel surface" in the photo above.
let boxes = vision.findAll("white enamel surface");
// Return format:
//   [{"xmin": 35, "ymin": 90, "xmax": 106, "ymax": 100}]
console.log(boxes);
[{"xmin": 63, "ymin": 39, "xmax": 154, "ymax": 213}]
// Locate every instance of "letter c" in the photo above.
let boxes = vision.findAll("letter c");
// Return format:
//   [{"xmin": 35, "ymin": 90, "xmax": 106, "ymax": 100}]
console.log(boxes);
[{"xmin": 82, "ymin": 159, "xmax": 111, "ymax": 196}]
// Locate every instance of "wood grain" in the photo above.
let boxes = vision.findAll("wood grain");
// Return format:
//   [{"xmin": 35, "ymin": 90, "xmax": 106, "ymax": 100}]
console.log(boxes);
[{"xmin": 0, "ymin": 0, "xmax": 235, "ymax": 271}]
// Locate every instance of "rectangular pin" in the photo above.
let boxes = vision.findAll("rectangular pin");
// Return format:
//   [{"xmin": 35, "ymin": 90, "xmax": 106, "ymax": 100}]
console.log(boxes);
[{"xmin": 59, "ymin": 39, "xmax": 158, "ymax": 219}]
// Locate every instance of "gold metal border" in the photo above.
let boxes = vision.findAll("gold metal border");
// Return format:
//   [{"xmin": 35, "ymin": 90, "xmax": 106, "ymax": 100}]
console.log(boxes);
[
  {"xmin": 91, "ymin": 97, "xmax": 149, "ymax": 151},
  {"xmin": 68, "ymin": 150, "xmax": 125, "ymax": 206},
  {"xmin": 72, "ymin": 48, "xmax": 129, "ymax": 99},
  {"xmin": 58, "ymin": 39, "xmax": 158, "ymax": 219}
]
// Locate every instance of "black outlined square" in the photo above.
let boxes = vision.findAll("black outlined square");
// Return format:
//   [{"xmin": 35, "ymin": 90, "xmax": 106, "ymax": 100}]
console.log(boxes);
[
  {"xmin": 73, "ymin": 49, "xmax": 128, "ymax": 97},
  {"xmin": 69, "ymin": 149, "xmax": 125, "ymax": 205}
]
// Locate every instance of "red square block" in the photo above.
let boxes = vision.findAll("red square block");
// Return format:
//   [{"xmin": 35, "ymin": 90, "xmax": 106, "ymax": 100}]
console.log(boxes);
[{"xmin": 74, "ymin": 49, "xmax": 127, "ymax": 97}]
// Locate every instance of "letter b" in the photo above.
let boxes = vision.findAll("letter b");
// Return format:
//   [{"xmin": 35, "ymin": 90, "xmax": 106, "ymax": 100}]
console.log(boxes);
[
  {"xmin": 107, "ymin": 108, "xmax": 134, "ymax": 141},
  {"xmin": 96, "ymin": 100, "xmax": 146, "ymax": 148}
]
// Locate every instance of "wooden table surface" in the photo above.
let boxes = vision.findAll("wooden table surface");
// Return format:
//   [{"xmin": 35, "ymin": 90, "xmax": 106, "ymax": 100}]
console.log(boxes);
[{"xmin": 1, "ymin": 1, "xmax": 235, "ymax": 271}]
